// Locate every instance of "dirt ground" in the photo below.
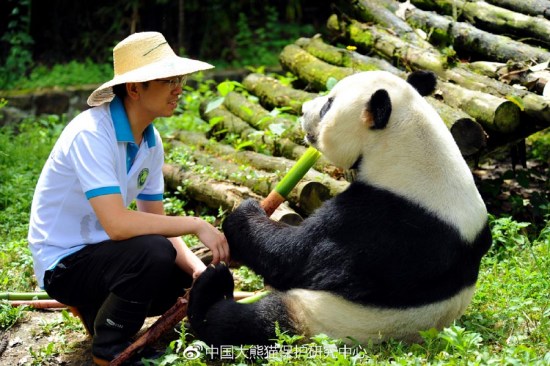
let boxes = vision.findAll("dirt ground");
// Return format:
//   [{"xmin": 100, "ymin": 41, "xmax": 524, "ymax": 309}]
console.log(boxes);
[{"xmin": 0, "ymin": 310, "xmax": 177, "ymax": 365}]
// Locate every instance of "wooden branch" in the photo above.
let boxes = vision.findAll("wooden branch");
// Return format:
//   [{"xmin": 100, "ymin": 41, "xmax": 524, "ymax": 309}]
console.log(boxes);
[
  {"xmin": 403, "ymin": 4, "xmax": 550, "ymax": 63},
  {"xmin": 241, "ymin": 73, "xmax": 317, "ymax": 115}
]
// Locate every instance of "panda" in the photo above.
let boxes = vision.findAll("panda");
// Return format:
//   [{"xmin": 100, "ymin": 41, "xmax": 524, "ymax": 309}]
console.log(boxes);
[{"xmin": 187, "ymin": 70, "xmax": 492, "ymax": 347}]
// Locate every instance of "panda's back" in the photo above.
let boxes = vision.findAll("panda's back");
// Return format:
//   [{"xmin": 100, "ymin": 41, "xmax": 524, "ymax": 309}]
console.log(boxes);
[{"xmin": 297, "ymin": 181, "xmax": 492, "ymax": 309}]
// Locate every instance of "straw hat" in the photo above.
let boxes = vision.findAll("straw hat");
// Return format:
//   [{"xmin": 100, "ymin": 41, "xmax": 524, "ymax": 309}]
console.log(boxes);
[{"xmin": 87, "ymin": 32, "xmax": 214, "ymax": 106}]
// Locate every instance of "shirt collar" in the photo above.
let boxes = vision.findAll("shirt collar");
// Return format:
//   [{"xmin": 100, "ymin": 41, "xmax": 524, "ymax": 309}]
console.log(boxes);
[{"xmin": 109, "ymin": 96, "xmax": 156, "ymax": 148}]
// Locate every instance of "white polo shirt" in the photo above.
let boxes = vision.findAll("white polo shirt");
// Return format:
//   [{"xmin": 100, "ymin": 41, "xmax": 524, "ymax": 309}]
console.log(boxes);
[{"xmin": 28, "ymin": 96, "xmax": 165, "ymax": 288}]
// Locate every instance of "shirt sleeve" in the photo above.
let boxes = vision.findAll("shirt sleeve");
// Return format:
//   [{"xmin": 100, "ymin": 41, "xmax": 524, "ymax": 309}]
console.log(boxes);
[
  {"xmin": 137, "ymin": 129, "xmax": 164, "ymax": 201},
  {"xmin": 67, "ymin": 129, "xmax": 121, "ymax": 199}
]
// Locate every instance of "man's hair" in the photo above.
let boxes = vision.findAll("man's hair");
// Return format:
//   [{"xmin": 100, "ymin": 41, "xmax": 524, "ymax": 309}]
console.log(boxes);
[{"xmin": 112, "ymin": 81, "xmax": 150, "ymax": 99}]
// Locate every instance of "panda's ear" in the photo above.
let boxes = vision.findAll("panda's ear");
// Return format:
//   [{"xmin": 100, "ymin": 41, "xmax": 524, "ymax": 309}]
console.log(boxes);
[
  {"xmin": 406, "ymin": 70, "xmax": 437, "ymax": 96},
  {"xmin": 364, "ymin": 89, "xmax": 392, "ymax": 130}
]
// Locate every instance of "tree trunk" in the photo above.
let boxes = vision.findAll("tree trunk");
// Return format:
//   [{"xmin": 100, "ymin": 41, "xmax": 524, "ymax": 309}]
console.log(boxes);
[
  {"xmin": 403, "ymin": 5, "xmax": 550, "ymax": 63},
  {"xmin": 409, "ymin": 0, "xmax": 550, "ymax": 47},
  {"xmin": 223, "ymin": 91, "xmax": 304, "ymax": 143},
  {"xmin": 437, "ymin": 81, "xmax": 521, "ymax": 133},
  {"xmin": 294, "ymin": 36, "xmax": 487, "ymax": 156},
  {"xmin": 167, "ymin": 142, "xmax": 334, "ymax": 215},
  {"xmin": 443, "ymin": 66, "xmax": 550, "ymax": 128},
  {"xmin": 279, "ymin": 44, "xmax": 355, "ymax": 92},
  {"xmin": 483, "ymin": 0, "xmax": 550, "ymax": 20},
  {"xmin": 242, "ymin": 73, "xmax": 317, "ymax": 115},
  {"xmin": 295, "ymin": 36, "xmax": 405, "ymax": 76},
  {"xmin": 326, "ymin": 14, "xmax": 448, "ymax": 73},
  {"xmin": 173, "ymin": 131, "xmax": 349, "ymax": 197},
  {"xmin": 349, "ymin": 0, "xmax": 437, "ymax": 50}
]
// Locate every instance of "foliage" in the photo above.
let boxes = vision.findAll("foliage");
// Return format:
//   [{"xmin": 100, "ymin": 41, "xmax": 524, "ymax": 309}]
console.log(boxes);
[
  {"xmin": 0, "ymin": 0, "xmax": 33, "ymax": 89},
  {"xmin": 228, "ymin": 6, "xmax": 315, "ymax": 68}
]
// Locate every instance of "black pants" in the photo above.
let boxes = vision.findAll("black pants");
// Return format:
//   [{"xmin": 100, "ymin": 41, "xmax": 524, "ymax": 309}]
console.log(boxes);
[{"xmin": 44, "ymin": 234, "xmax": 192, "ymax": 316}]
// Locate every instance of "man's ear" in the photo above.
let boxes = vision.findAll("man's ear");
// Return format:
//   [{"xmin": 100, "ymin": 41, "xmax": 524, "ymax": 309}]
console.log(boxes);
[
  {"xmin": 366, "ymin": 89, "xmax": 392, "ymax": 130},
  {"xmin": 126, "ymin": 82, "xmax": 140, "ymax": 100}
]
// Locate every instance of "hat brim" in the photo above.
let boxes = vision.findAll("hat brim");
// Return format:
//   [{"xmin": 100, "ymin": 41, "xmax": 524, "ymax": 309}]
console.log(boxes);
[{"xmin": 87, "ymin": 56, "xmax": 214, "ymax": 106}]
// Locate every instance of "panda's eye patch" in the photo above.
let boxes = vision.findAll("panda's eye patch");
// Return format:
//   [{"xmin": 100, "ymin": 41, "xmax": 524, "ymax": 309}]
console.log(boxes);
[{"xmin": 319, "ymin": 97, "xmax": 334, "ymax": 119}]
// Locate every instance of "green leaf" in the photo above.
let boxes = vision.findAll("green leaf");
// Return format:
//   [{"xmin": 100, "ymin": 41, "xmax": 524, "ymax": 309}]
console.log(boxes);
[
  {"xmin": 506, "ymin": 95, "xmax": 525, "ymax": 111},
  {"xmin": 204, "ymin": 97, "xmax": 224, "ymax": 113}
]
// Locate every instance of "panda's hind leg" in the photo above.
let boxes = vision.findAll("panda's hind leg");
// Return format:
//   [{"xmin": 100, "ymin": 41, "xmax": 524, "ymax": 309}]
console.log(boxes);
[
  {"xmin": 188, "ymin": 262, "xmax": 234, "ymax": 321},
  {"xmin": 187, "ymin": 263, "xmax": 297, "ymax": 346}
]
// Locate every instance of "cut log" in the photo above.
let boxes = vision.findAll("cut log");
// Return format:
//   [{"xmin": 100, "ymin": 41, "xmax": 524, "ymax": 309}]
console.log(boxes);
[
  {"xmin": 295, "ymin": 36, "xmax": 405, "ymax": 75},
  {"xmin": 162, "ymin": 163, "xmax": 262, "ymax": 211},
  {"xmin": 279, "ymin": 44, "xmax": 355, "ymax": 92},
  {"xmin": 167, "ymin": 142, "xmax": 333, "ymax": 214},
  {"xmin": 173, "ymin": 131, "xmax": 348, "ymax": 197},
  {"xmin": 326, "ymin": 14, "xmax": 448, "ymax": 73},
  {"xmin": 483, "ymin": 0, "xmax": 550, "ymax": 20},
  {"xmin": 443, "ymin": 66, "xmax": 550, "ymax": 128},
  {"xmin": 222, "ymin": 91, "xmax": 304, "ymax": 143},
  {"xmin": 242, "ymin": 73, "xmax": 317, "ymax": 114},
  {"xmin": 409, "ymin": 0, "xmax": 550, "ymax": 47},
  {"xmin": 294, "ymin": 36, "xmax": 486, "ymax": 156},
  {"xmin": 348, "ymin": 0, "xmax": 438, "ymax": 50},
  {"xmin": 403, "ymin": 4, "xmax": 550, "ymax": 63},
  {"xmin": 426, "ymin": 97, "xmax": 487, "ymax": 156},
  {"xmin": 436, "ymin": 81, "xmax": 521, "ymax": 133}
]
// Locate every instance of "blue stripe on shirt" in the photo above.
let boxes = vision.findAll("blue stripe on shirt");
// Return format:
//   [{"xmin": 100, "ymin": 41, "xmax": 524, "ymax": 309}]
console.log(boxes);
[{"xmin": 85, "ymin": 186, "xmax": 121, "ymax": 199}]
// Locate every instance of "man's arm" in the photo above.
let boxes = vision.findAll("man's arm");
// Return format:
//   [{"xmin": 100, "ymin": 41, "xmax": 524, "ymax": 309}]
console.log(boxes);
[{"xmin": 89, "ymin": 194, "xmax": 229, "ymax": 270}]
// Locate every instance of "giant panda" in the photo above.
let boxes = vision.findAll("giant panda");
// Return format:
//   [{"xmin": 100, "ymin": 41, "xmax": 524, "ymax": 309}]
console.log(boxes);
[{"xmin": 187, "ymin": 70, "xmax": 492, "ymax": 347}]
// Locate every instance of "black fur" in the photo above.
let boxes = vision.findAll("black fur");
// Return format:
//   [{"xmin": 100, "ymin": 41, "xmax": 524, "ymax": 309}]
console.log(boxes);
[
  {"xmin": 188, "ymin": 263, "xmax": 296, "ymax": 346},
  {"xmin": 222, "ymin": 184, "xmax": 491, "ymax": 309},
  {"xmin": 368, "ymin": 89, "xmax": 392, "ymax": 129},
  {"xmin": 406, "ymin": 70, "xmax": 437, "ymax": 96}
]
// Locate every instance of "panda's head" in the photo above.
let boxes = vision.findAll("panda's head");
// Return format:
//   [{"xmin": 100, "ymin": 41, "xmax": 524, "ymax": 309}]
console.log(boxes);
[
  {"xmin": 301, "ymin": 70, "xmax": 438, "ymax": 170},
  {"xmin": 301, "ymin": 70, "xmax": 488, "ymax": 243}
]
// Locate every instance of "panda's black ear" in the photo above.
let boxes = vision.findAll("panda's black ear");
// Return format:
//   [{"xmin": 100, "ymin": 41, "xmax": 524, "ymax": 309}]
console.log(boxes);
[
  {"xmin": 406, "ymin": 70, "xmax": 437, "ymax": 96},
  {"xmin": 367, "ymin": 89, "xmax": 392, "ymax": 130}
]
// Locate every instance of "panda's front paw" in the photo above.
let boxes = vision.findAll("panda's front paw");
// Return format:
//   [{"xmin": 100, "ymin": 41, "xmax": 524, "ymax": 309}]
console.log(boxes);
[
  {"xmin": 188, "ymin": 263, "xmax": 235, "ymax": 322},
  {"xmin": 222, "ymin": 199, "xmax": 265, "ymax": 243}
]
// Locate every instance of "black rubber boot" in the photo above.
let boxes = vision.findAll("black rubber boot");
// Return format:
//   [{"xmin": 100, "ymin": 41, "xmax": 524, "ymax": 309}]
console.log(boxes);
[{"xmin": 91, "ymin": 293, "xmax": 150, "ymax": 365}]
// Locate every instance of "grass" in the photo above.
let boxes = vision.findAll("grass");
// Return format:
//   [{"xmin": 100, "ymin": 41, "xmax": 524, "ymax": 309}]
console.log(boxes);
[{"xmin": 0, "ymin": 81, "xmax": 549, "ymax": 365}]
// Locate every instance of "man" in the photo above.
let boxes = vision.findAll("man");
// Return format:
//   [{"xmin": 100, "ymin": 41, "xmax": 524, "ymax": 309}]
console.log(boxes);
[{"xmin": 28, "ymin": 32, "xmax": 229, "ymax": 365}]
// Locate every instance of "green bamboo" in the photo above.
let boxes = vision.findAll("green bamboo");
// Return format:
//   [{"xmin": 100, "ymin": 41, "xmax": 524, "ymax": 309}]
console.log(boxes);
[
  {"xmin": 274, "ymin": 146, "xmax": 322, "ymax": 198},
  {"xmin": 0, "ymin": 291, "xmax": 51, "ymax": 300},
  {"xmin": 237, "ymin": 290, "xmax": 270, "ymax": 304}
]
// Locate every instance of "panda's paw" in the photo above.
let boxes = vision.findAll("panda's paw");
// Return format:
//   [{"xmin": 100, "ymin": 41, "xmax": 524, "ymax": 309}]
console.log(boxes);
[{"xmin": 188, "ymin": 263, "xmax": 235, "ymax": 321}]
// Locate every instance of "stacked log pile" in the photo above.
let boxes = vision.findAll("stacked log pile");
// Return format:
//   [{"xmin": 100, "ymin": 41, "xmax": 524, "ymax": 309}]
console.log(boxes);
[{"xmin": 165, "ymin": 0, "xmax": 550, "ymax": 218}]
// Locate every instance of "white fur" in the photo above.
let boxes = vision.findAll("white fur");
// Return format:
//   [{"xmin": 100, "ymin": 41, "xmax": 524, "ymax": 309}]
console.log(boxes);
[
  {"xmin": 302, "ymin": 71, "xmax": 487, "ymax": 243},
  {"xmin": 284, "ymin": 286, "xmax": 476, "ymax": 344}
]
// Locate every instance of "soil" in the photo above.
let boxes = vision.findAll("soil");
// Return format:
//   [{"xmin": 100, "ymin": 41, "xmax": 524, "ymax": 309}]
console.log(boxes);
[{"xmin": 0, "ymin": 311, "xmax": 175, "ymax": 365}]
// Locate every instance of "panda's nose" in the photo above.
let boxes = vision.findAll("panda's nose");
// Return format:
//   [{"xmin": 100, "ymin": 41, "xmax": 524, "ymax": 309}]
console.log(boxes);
[{"xmin": 305, "ymin": 133, "xmax": 317, "ymax": 144}]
